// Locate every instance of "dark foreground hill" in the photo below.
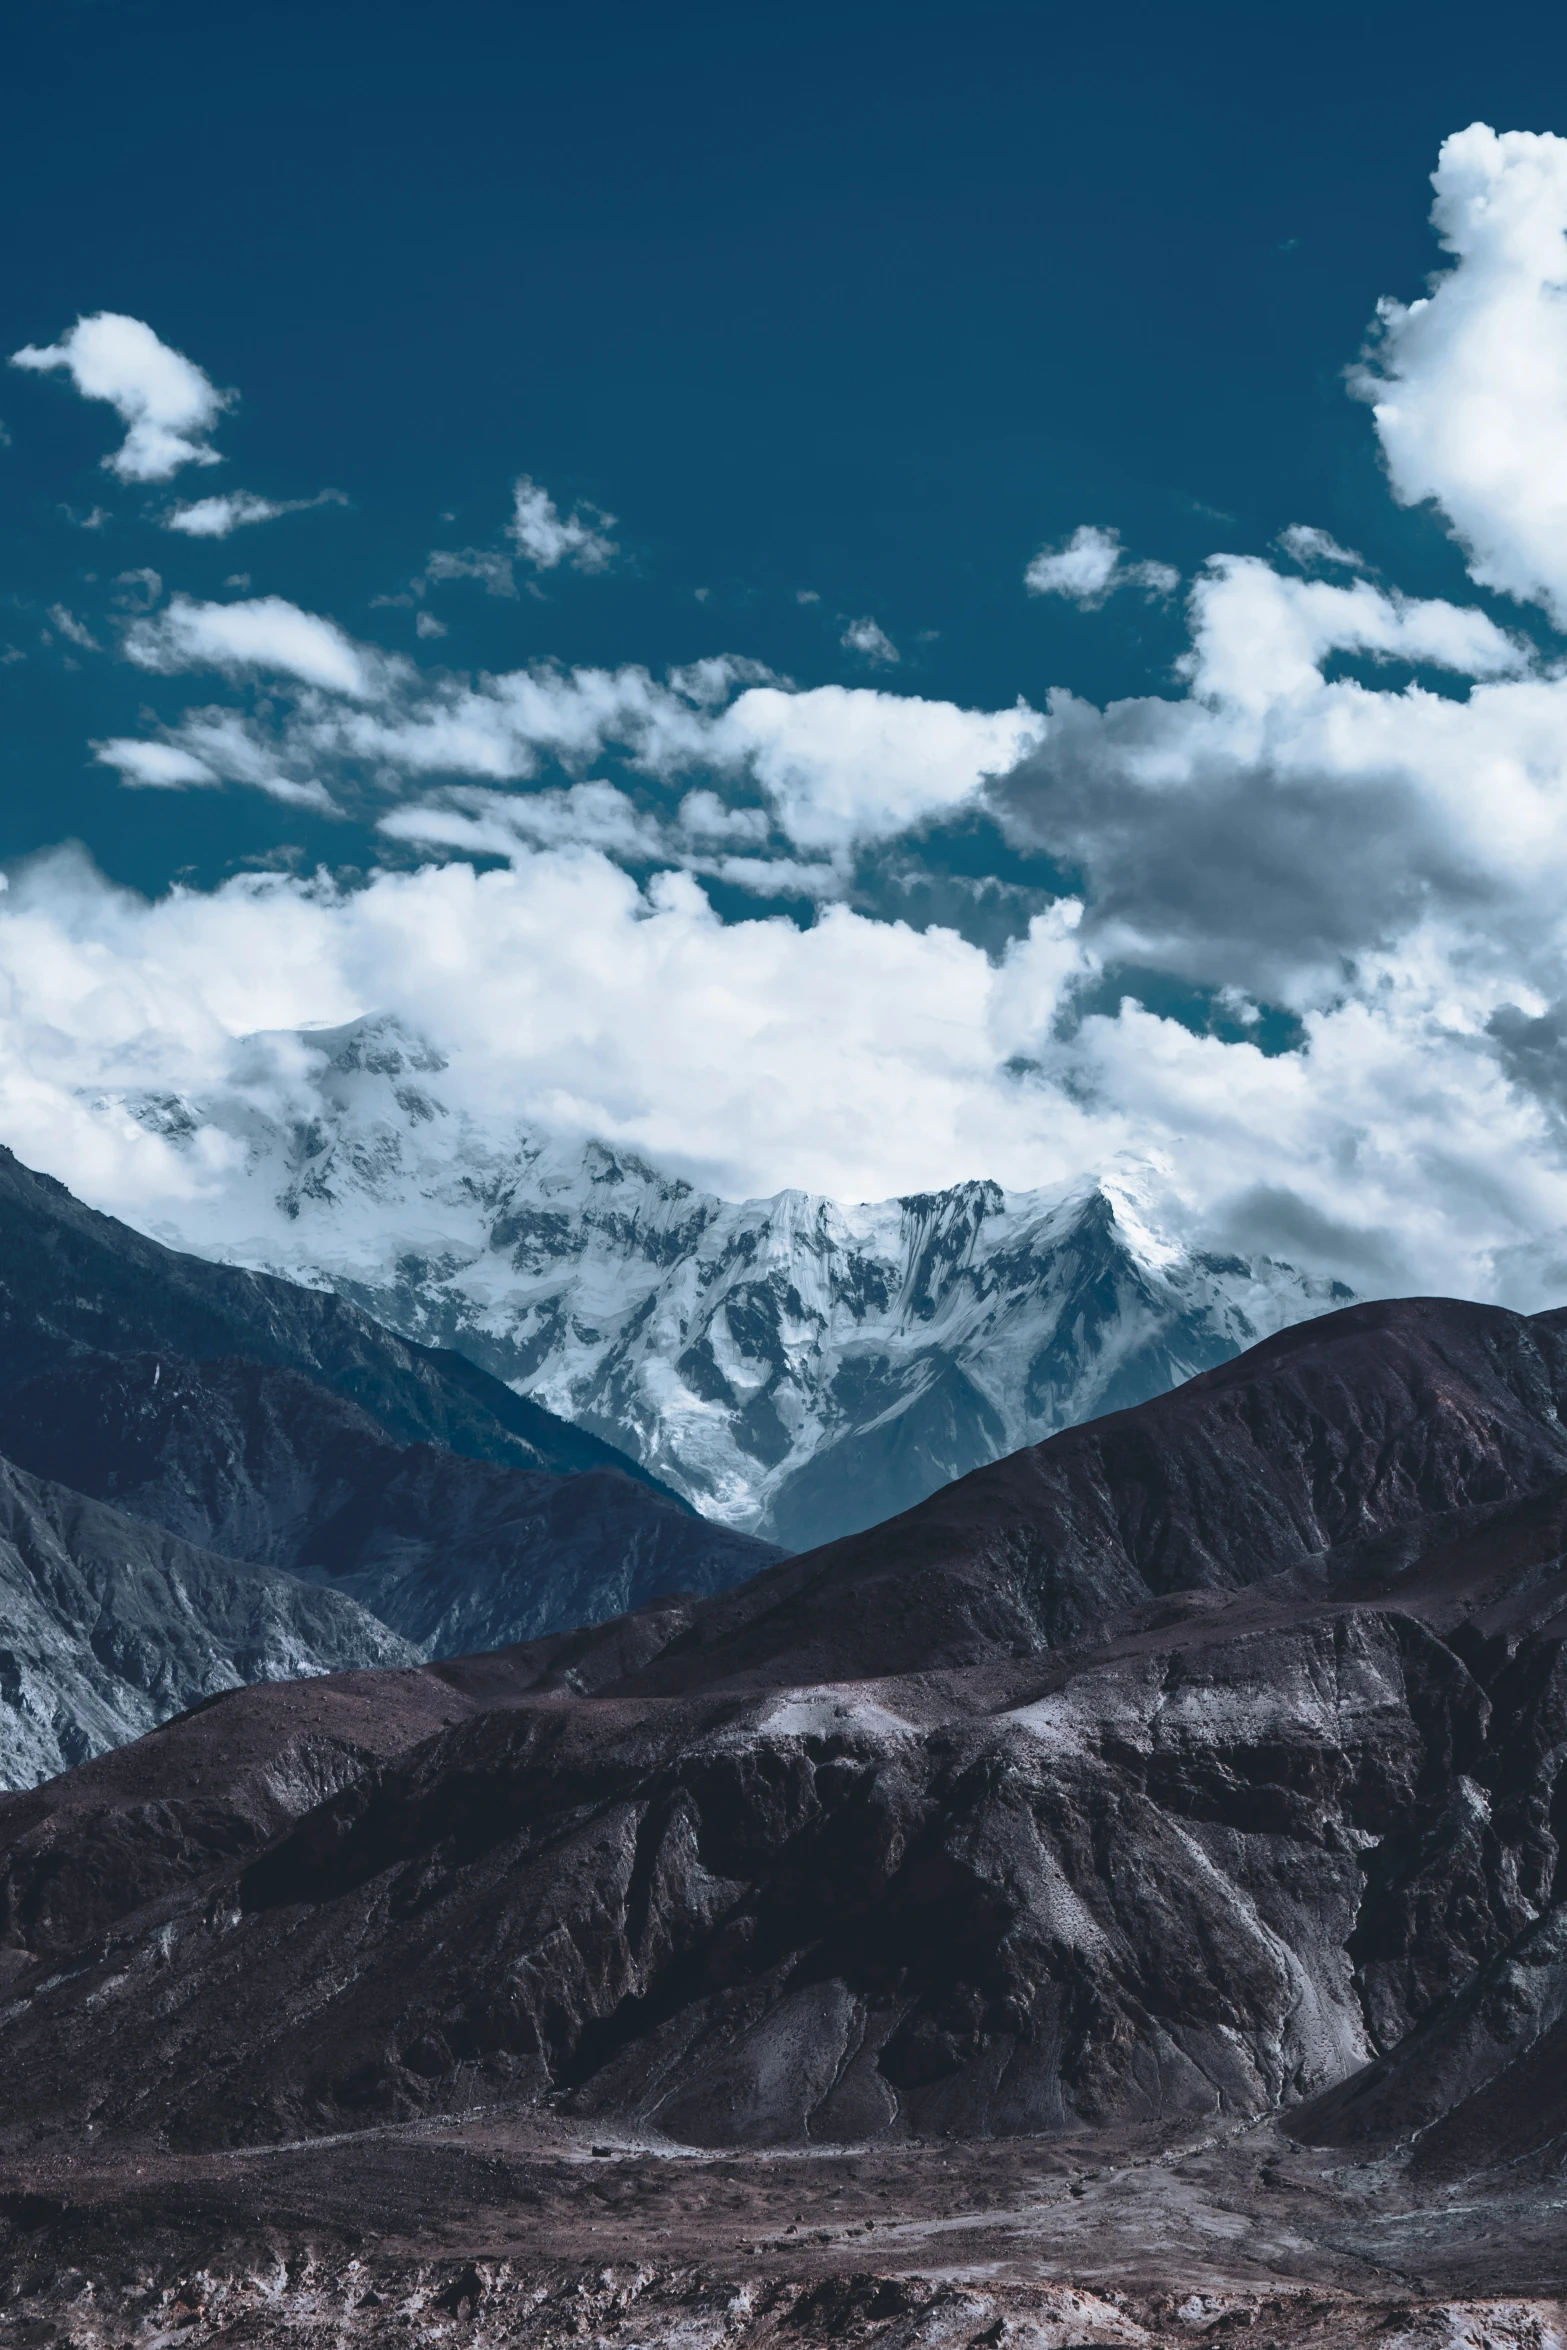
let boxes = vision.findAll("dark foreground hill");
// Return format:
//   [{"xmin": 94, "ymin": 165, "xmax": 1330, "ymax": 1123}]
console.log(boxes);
[
  {"xmin": 0, "ymin": 1150, "xmax": 780, "ymax": 1778},
  {"xmin": 5, "ymin": 1289, "xmax": 1567, "ymax": 2222}
]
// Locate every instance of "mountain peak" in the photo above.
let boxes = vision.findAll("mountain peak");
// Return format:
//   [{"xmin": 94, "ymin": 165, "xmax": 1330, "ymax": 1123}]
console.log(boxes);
[{"xmin": 92, "ymin": 1041, "xmax": 1354, "ymax": 1547}]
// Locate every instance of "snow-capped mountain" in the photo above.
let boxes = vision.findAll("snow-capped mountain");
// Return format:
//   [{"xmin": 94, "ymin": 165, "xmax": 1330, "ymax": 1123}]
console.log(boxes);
[{"xmin": 123, "ymin": 1017, "xmax": 1354, "ymax": 1548}]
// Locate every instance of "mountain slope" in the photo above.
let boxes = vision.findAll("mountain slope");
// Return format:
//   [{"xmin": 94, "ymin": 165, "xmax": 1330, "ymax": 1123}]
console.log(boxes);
[
  {"xmin": 0, "ymin": 1150, "xmax": 782, "ymax": 1778},
  {"xmin": 119, "ymin": 1014, "xmax": 1352, "ymax": 1544},
  {"xmin": 0, "ymin": 1348, "xmax": 779, "ymax": 1659},
  {"xmin": 0, "ymin": 1142, "xmax": 667, "ymax": 1489},
  {"xmin": 0, "ymin": 1450, "xmax": 414, "ymax": 1788},
  {"xmin": 620, "ymin": 1292, "xmax": 1567, "ymax": 1690},
  {"xmin": 5, "ymin": 1296, "xmax": 1567, "ymax": 2170}
]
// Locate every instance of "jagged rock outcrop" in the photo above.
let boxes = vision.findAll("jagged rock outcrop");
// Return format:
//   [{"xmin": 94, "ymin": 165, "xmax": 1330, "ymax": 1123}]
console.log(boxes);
[
  {"xmin": 3, "ymin": 1296, "xmax": 1567, "ymax": 2174},
  {"xmin": 112, "ymin": 1015, "xmax": 1351, "ymax": 1543}
]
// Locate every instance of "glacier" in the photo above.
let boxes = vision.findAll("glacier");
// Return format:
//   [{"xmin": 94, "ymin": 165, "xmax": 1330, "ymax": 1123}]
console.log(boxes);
[{"xmin": 119, "ymin": 1016, "xmax": 1353, "ymax": 1548}]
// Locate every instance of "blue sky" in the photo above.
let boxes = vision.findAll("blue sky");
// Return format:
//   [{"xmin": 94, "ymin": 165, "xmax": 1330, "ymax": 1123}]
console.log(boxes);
[
  {"xmin": 5, "ymin": 0, "xmax": 1561, "ymax": 891},
  {"xmin": 5, "ymin": 0, "xmax": 1567, "ymax": 1309}
]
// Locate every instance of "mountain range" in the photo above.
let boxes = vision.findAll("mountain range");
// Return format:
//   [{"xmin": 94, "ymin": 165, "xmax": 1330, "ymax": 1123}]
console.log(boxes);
[
  {"xmin": 0, "ymin": 1147, "xmax": 777, "ymax": 1783},
  {"xmin": 119, "ymin": 1015, "xmax": 1352, "ymax": 1546},
  {"xmin": 4, "ymin": 1289, "xmax": 1567, "ymax": 2307}
]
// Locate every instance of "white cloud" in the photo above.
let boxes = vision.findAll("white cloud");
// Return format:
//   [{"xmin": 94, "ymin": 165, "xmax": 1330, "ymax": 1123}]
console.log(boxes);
[
  {"xmin": 1176, "ymin": 555, "xmax": 1527, "ymax": 710},
  {"xmin": 163, "ymin": 488, "xmax": 347, "ymax": 539},
  {"xmin": 508, "ymin": 475, "xmax": 618, "ymax": 572},
  {"xmin": 46, "ymin": 606, "xmax": 99, "ymax": 652},
  {"xmin": 678, "ymin": 790, "xmax": 770, "ymax": 844},
  {"xmin": 415, "ymin": 612, "xmax": 448, "ymax": 639},
  {"xmin": 125, "ymin": 641, "xmax": 1035, "ymax": 864},
  {"xmin": 94, "ymin": 720, "xmax": 335, "ymax": 811},
  {"xmin": 11, "ymin": 313, "xmax": 229, "ymax": 482},
  {"xmin": 425, "ymin": 546, "xmax": 518, "ymax": 598},
  {"xmin": 1278, "ymin": 524, "xmax": 1364, "ymax": 569},
  {"xmin": 1353, "ymin": 123, "xmax": 1567, "ymax": 626},
  {"xmin": 1, "ymin": 837, "xmax": 1565, "ymax": 1311},
  {"xmin": 93, "ymin": 739, "xmax": 218, "ymax": 789},
  {"xmin": 123, "ymin": 594, "xmax": 380, "ymax": 698},
  {"xmin": 0, "ymin": 846, "xmax": 1096, "ymax": 1220},
  {"xmin": 841, "ymin": 616, "xmax": 899, "ymax": 663},
  {"xmin": 382, "ymin": 781, "xmax": 667, "ymax": 863},
  {"xmin": 1025, "ymin": 524, "xmax": 1179, "ymax": 606},
  {"xmin": 704, "ymin": 685, "xmax": 1042, "ymax": 852}
]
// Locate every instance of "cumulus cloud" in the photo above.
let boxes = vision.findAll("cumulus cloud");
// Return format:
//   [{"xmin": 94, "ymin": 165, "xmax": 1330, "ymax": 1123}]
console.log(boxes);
[
  {"xmin": 703, "ymin": 686, "xmax": 1040, "ymax": 852},
  {"xmin": 0, "ymin": 839, "xmax": 1562, "ymax": 1311},
  {"xmin": 1025, "ymin": 525, "xmax": 1179, "ymax": 606},
  {"xmin": 11, "ymin": 313, "xmax": 229, "ymax": 482},
  {"xmin": 508, "ymin": 475, "xmax": 618, "ymax": 572},
  {"xmin": 1353, "ymin": 123, "xmax": 1567, "ymax": 626},
  {"xmin": 123, "ymin": 594, "xmax": 381, "ymax": 698},
  {"xmin": 992, "ymin": 558, "xmax": 1541, "ymax": 999},
  {"xmin": 163, "ymin": 488, "xmax": 347, "ymax": 539}
]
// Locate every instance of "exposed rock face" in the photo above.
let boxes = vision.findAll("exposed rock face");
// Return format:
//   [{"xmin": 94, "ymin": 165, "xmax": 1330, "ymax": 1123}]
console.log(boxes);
[
  {"xmin": 0, "ymin": 1455, "xmax": 414, "ymax": 1788},
  {"xmin": 113, "ymin": 1015, "xmax": 1350, "ymax": 1544},
  {"xmin": 0, "ymin": 1151, "xmax": 780, "ymax": 1783},
  {"xmin": 4, "ymin": 1295, "xmax": 1567, "ymax": 2182}
]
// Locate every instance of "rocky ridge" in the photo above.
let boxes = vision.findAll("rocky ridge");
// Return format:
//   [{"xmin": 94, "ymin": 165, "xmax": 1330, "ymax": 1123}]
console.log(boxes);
[{"xmin": 119, "ymin": 1015, "xmax": 1351, "ymax": 1545}]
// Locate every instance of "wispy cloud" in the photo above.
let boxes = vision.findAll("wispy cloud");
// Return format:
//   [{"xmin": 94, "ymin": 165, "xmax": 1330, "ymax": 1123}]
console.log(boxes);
[
  {"xmin": 123, "ymin": 594, "xmax": 384, "ymax": 698},
  {"xmin": 46, "ymin": 605, "xmax": 100, "ymax": 651},
  {"xmin": 840, "ymin": 616, "xmax": 899, "ymax": 664},
  {"xmin": 424, "ymin": 546, "xmax": 519, "ymax": 598},
  {"xmin": 1277, "ymin": 524, "xmax": 1364, "ymax": 569},
  {"xmin": 163, "ymin": 488, "xmax": 347, "ymax": 539}
]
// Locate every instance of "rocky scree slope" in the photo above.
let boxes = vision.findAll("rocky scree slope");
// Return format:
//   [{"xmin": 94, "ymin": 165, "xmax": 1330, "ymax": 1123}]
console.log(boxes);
[
  {"xmin": 0, "ymin": 1150, "xmax": 779, "ymax": 1782},
  {"xmin": 119, "ymin": 1015, "xmax": 1351, "ymax": 1546},
  {"xmin": 5, "ymin": 1297, "xmax": 1567, "ymax": 2177}
]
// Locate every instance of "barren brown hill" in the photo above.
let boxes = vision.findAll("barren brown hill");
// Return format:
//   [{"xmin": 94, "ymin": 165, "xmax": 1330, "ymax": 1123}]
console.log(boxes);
[{"xmin": 5, "ymin": 1295, "xmax": 1567, "ymax": 2327}]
